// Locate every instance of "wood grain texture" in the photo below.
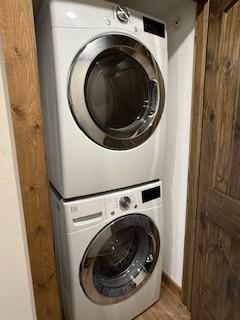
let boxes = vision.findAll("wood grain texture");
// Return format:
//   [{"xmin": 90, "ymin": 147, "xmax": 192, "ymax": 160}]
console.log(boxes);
[
  {"xmin": 136, "ymin": 284, "xmax": 190, "ymax": 320},
  {"xmin": 182, "ymin": 0, "xmax": 210, "ymax": 310},
  {"xmin": 190, "ymin": 0, "xmax": 223, "ymax": 317},
  {"xmin": 0, "ymin": 0, "xmax": 62, "ymax": 319},
  {"xmin": 190, "ymin": 2, "xmax": 223, "ymax": 318},
  {"xmin": 212, "ymin": 0, "xmax": 240, "ymax": 195},
  {"xmin": 191, "ymin": 0, "xmax": 240, "ymax": 319},
  {"xmin": 208, "ymin": 189, "xmax": 240, "ymax": 241}
]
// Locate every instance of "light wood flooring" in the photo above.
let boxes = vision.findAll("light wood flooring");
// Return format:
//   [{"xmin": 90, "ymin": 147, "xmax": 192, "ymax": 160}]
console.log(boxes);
[{"xmin": 136, "ymin": 284, "xmax": 190, "ymax": 320}]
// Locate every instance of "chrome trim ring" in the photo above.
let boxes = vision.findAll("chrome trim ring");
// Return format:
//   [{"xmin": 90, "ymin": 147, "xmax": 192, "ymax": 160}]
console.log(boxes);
[
  {"xmin": 80, "ymin": 214, "xmax": 160, "ymax": 305},
  {"xmin": 68, "ymin": 34, "xmax": 165, "ymax": 150}
]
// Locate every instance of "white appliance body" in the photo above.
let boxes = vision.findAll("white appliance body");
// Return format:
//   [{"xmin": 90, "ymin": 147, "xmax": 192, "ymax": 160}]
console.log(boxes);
[
  {"xmin": 37, "ymin": 0, "xmax": 168, "ymax": 199},
  {"xmin": 50, "ymin": 181, "xmax": 164, "ymax": 320}
]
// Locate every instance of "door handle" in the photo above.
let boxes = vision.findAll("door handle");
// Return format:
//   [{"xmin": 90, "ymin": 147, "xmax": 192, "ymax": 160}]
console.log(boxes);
[{"xmin": 148, "ymin": 79, "xmax": 158, "ymax": 116}]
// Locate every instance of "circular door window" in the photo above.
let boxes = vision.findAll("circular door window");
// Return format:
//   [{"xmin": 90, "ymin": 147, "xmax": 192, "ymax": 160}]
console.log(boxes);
[
  {"xmin": 68, "ymin": 35, "xmax": 165, "ymax": 150},
  {"xmin": 85, "ymin": 50, "xmax": 149, "ymax": 133},
  {"xmin": 80, "ymin": 214, "xmax": 160, "ymax": 305}
]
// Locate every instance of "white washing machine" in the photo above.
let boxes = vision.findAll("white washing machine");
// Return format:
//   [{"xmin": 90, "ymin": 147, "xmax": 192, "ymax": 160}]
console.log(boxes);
[
  {"xmin": 50, "ymin": 181, "xmax": 164, "ymax": 320},
  {"xmin": 37, "ymin": 0, "xmax": 168, "ymax": 199}
]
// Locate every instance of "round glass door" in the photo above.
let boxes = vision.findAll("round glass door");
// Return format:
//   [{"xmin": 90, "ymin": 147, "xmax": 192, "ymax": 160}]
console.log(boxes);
[
  {"xmin": 68, "ymin": 34, "xmax": 165, "ymax": 150},
  {"xmin": 80, "ymin": 214, "xmax": 160, "ymax": 305},
  {"xmin": 85, "ymin": 50, "xmax": 149, "ymax": 133}
]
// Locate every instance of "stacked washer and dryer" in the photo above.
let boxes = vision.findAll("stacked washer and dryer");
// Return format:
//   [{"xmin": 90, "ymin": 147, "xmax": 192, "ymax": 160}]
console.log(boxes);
[{"xmin": 37, "ymin": 1, "xmax": 168, "ymax": 319}]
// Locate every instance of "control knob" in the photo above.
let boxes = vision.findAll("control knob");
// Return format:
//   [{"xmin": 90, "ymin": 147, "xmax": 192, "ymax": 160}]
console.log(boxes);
[
  {"xmin": 116, "ymin": 6, "xmax": 130, "ymax": 24},
  {"xmin": 119, "ymin": 196, "xmax": 131, "ymax": 211}
]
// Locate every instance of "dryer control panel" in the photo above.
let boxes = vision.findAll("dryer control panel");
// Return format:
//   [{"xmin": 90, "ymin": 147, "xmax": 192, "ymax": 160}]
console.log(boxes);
[{"xmin": 46, "ymin": 0, "xmax": 167, "ymax": 50}]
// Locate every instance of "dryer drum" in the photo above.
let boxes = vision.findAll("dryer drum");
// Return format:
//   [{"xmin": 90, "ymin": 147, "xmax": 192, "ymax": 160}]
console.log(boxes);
[
  {"xmin": 80, "ymin": 214, "xmax": 160, "ymax": 305},
  {"xmin": 68, "ymin": 34, "xmax": 165, "ymax": 150}
]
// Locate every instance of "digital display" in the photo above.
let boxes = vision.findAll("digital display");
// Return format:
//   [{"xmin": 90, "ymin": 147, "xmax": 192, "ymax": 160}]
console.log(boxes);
[
  {"xmin": 142, "ymin": 186, "xmax": 161, "ymax": 203},
  {"xmin": 143, "ymin": 17, "xmax": 165, "ymax": 38}
]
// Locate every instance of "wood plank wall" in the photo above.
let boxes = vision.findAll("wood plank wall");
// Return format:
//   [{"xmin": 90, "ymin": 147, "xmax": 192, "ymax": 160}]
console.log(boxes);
[
  {"xmin": 0, "ymin": 1, "xmax": 62, "ymax": 319},
  {"xmin": 182, "ymin": 0, "xmax": 210, "ymax": 310}
]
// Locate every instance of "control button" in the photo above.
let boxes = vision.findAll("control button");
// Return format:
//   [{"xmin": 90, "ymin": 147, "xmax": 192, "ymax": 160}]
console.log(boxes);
[
  {"xmin": 134, "ymin": 26, "xmax": 138, "ymax": 32},
  {"xmin": 105, "ymin": 19, "xmax": 111, "ymax": 26},
  {"xmin": 116, "ymin": 5, "xmax": 130, "ymax": 24},
  {"xmin": 119, "ymin": 196, "xmax": 131, "ymax": 211}
]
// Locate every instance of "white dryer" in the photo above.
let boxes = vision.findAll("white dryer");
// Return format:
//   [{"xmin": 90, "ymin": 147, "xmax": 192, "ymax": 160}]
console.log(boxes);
[
  {"xmin": 50, "ymin": 181, "xmax": 164, "ymax": 320},
  {"xmin": 37, "ymin": 0, "xmax": 168, "ymax": 199}
]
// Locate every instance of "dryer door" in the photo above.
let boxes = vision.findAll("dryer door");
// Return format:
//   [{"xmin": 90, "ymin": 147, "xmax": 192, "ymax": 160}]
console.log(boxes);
[
  {"xmin": 80, "ymin": 214, "xmax": 160, "ymax": 305},
  {"xmin": 68, "ymin": 34, "xmax": 165, "ymax": 150}
]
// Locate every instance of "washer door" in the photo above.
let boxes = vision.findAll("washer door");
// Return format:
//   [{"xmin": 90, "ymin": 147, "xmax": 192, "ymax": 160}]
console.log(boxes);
[
  {"xmin": 68, "ymin": 34, "xmax": 165, "ymax": 150},
  {"xmin": 80, "ymin": 214, "xmax": 160, "ymax": 305}
]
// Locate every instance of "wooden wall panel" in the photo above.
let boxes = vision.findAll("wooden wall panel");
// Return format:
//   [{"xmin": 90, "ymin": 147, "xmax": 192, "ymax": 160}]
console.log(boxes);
[
  {"xmin": 0, "ymin": 0, "xmax": 62, "ymax": 319},
  {"xmin": 182, "ymin": 0, "xmax": 210, "ymax": 310},
  {"xmin": 190, "ymin": 0, "xmax": 240, "ymax": 318}
]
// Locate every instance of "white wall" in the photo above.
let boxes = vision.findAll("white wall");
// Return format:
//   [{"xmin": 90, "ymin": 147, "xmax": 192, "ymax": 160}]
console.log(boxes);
[
  {"xmin": 0, "ymin": 39, "xmax": 37, "ymax": 320},
  {"xmin": 113, "ymin": 0, "xmax": 196, "ymax": 286},
  {"xmin": 162, "ymin": 1, "xmax": 196, "ymax": 286}
]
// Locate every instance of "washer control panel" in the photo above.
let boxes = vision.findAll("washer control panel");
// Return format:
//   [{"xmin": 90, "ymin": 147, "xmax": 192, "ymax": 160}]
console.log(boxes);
[
  {"xmin": 116, "ymin": 5, "xmax": 131, "ymax": 24},
  {"xmin": 104, "ymin": 181, "xmax": 162, "ymax": 218},
  {"xmin": 62, "ymin": 182, "xmax": 163, "ymax": 231}
]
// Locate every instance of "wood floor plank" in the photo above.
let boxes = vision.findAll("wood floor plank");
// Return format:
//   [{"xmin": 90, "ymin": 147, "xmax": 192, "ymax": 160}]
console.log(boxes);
[{"xmin": 136, "ymin": 285, "xmax": 190, "ymax": 320}]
